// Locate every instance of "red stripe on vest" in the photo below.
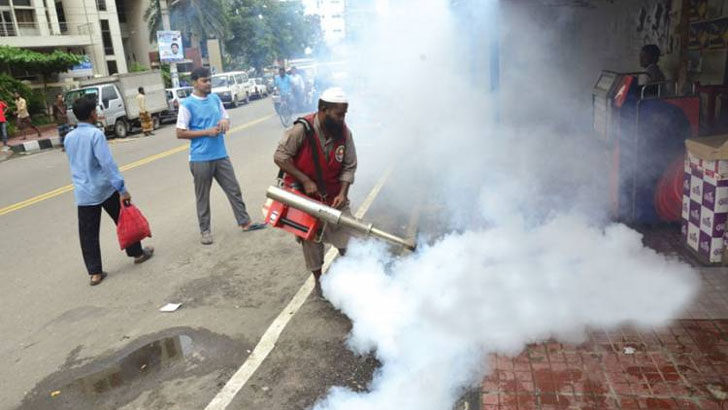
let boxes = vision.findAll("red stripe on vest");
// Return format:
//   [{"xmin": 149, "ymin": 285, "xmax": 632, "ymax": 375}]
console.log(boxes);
[{"xmin": 283, "ymin": 113, "xmax": 347, "ymax": 205}]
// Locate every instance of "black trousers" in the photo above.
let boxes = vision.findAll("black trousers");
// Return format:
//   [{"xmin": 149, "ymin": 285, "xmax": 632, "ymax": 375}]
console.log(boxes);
[{"xmin": 78, "ymin": 191, "xmax": 143, "ymax": 275}]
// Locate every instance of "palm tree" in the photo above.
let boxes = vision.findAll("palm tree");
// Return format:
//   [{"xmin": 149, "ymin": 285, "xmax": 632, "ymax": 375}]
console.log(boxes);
[{"xmin": 144, "ymin": 0, "xmax": 228, "ymax": 43}]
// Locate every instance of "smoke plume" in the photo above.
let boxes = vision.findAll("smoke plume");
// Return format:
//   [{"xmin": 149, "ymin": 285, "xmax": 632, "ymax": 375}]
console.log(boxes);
[{"xmin": 312, "ymin": 1, "xmax": 700, "ymax": 409}]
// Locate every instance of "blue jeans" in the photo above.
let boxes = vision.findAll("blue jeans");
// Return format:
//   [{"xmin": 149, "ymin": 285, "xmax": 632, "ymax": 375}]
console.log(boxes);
[
  {"xmin": 58, "ymin": 124, "xmax": 70, "ymax": 145},
  {"xmin": 1, "ymin": 121, "xmax": 7, "ymax": 146}
]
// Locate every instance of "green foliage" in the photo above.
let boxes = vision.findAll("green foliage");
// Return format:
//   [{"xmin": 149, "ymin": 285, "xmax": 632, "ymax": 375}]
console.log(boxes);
[
  {"xmin": 145, "ymin": 0, "xmax": 227, "ymax": 44},
  {"xmin": 0, "ymin": 46, "xmax": 84, "ymax": 75},
  {"xmin": 0, "ymin": 73, "xmax": 44, "ymax": 116},
  {"xmin": 225, "ymin": 0, "xmax": 325, "ymax": 72},
  {"xmin": 129, "ymin": 62, "xmax": 150, "ymax": 73},
  {"xmin": 160, "ymin": 64, "xmax": 172, "ymax": 88}
]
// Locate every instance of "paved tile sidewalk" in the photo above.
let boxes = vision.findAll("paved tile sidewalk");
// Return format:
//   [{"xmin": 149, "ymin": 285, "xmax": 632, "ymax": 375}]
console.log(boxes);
[{"xmin": 481, "ymin": 225, "xmax": 728, "ymax": 410}]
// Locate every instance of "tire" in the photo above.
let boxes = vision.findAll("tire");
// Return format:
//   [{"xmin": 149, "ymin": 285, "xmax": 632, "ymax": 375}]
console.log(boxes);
[
  {"xmin": 114, "ymin": 118, "xmax": 128, "ymax": 138},
  {"xmin": 152, "ymin": 115, "xmax": 160, "ymax": 130},
  {"xmin": 278, "ymin": 104, "xmax": 292, "ymax": 127}
]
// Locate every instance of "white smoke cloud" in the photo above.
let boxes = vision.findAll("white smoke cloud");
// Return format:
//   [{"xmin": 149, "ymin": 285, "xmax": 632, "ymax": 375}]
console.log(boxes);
[{"xmin": 311, "ymin": 0, "xmax": 701, "ymax": 409}]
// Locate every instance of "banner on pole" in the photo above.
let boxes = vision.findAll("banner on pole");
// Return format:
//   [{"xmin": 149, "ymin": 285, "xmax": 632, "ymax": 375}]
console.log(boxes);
[{"xmin": 157, "ymin": 30, "xmax": 184, "ymax": 63}]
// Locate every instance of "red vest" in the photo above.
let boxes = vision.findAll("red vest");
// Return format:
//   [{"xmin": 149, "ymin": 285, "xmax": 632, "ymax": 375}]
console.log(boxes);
[{"xmin": 283, "ymin": 113, "xmax": 347, "ymax": 205}]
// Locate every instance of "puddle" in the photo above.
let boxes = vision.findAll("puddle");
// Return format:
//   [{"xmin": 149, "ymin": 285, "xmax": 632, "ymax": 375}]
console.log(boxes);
[
  {"xmin": 65, "ymin": 335, "xmax": 193, "ymax": 396},
  {"xmin": 19, "ymin": 328, "xmax": 249, "ymax": 410}
]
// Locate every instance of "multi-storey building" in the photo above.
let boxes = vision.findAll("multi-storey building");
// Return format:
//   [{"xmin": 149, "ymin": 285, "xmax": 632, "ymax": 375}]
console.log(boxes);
[
  {"xmin": 302, "ymin": 0, "xmax": 346, "ymax": 46},
  {"xmin": 0, "ymin": 0, "xmax": 207, "ymax": 86},
  {"xmin": 1, "ymin": 0, "xmax": 128, "ymax": 79}
]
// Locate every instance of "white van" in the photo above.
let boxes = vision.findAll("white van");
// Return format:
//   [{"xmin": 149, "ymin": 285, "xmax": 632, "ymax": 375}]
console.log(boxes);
[
  {"xmin": 228, "ymin": 71, "xmax": 253, "ymax": 104},
  {"xmin": 211, "ymin": 73, "xmax": 247, "ymax": 107}
]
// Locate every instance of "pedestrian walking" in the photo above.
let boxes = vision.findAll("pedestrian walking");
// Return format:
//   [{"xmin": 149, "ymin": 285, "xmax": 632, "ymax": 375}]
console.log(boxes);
[
  {"xmin": 64, "ymin": 95, "xmax": 154, "ymax": 286},
  {"xmin": 176, "ymin": 67, "xmax": 265, "ymax": 245},
  {"xmin": 273, "ymin": 87, "xmax": 357, "ymax": 295},
  {"xmin": 13, "ymin": 91, "xmax": 41, "ymax": 140},
  {"xmin": 52, "ymin": 94, "xmax": 70, "ymax": 150},
  {"xmin": 137, "ymin": 87, "xmax": 154, "ymax": 136},
  {"xmin": 0, "ymin": 98, "xmax": 8, "ymax": 151}
]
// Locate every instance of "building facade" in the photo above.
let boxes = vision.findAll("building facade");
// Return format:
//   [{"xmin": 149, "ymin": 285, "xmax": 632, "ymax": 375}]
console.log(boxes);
[
  {"xmin": 302, "ymin": 0, "xmax": 346, "ymax": 46},
  {"xmin": 1, "ymin": 0, "xmax": 128, "ymax": 79}
]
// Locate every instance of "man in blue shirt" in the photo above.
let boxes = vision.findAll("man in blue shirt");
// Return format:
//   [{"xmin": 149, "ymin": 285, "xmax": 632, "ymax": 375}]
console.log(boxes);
[
  {"xmin": 64, "ymin": 96, "xmax": 154, "ymax": 286},
  {"xmin": 274, "ymin": 67, "xmax": 292, "ymax": 97},
  {"xmin": 177, "ymin": 67, "xmax": 265, "ymax": 245}
]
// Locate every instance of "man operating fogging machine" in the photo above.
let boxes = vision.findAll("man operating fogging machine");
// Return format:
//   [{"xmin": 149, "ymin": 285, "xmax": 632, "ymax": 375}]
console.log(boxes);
[{"xmin": 274, "ymin": 88, "xmax": 357, "ymax": 293}]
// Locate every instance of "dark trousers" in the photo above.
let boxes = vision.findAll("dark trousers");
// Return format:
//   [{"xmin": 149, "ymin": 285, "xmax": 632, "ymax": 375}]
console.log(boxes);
[{"xmin": 78, "ymin": 191, "xmax": 143, "ymax": 275}]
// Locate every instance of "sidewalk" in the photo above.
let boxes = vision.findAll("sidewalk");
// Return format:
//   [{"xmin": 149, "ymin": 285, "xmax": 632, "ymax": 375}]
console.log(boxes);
[
  {"xmin": 481, "ymin": 226, "xmax": 728, "ymax": 410},
  {"xmin": 4, "ymin": 124, "xmax": 62, "ymax": 154}
]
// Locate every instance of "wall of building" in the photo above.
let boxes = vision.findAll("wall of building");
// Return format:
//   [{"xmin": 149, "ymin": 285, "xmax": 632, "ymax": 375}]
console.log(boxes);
[{"xmin": 123, "ymin": 0, "xmax": 153, "ymax": 68}]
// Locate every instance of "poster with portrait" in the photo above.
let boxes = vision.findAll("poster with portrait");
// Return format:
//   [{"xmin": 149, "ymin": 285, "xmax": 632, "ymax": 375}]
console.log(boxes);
[{"xmin": 157, "ymin": 30, "xmax": 184, "ymax": 63}]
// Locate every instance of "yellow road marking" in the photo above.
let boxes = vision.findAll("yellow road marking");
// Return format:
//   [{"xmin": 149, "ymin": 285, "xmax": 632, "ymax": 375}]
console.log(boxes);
[{"xmin": 0, "ymin": 114, "xmax": 274, "ymax": 217}]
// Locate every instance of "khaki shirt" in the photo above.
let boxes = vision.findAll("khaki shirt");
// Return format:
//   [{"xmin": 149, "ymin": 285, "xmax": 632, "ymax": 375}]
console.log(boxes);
[
  {"xmin": 274, "ymin": 114, "xmax": 357, "ymax": 184},
  {"xmin": 15, "ymin": 97, "xmax": 28, "ymax": 118},
  {"xmin": 136, "ymin": 94, "xmax": 146, "ymax": 112}
]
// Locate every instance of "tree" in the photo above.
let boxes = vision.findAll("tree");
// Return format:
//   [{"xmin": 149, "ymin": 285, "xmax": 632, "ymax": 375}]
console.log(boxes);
[
  {"xmin": 0, "ymin": 46, "xmax": 84, "ymax": 113},
  {"xmin": 225, "ymin": 0, "xmax": 325, "ymax": 73},
  {"xmin": 144, "ymin": 0, "xmax": 228, "ymax": 44},
  {"xmin": 0, "ymin": 46, "xmax": 84, "ymax": 77}
]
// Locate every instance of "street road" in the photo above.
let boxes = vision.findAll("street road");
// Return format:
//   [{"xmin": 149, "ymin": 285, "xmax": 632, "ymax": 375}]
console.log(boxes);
[{"xmin": 0, "ymin": 98, "xmax": 409, "ymax": 410}]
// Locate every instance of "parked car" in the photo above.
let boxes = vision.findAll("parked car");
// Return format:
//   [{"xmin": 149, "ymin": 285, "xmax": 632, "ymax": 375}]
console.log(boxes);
[
  {"xmin": 65, "ymin": 71, "xmax": 167, "ymax": 138},
  {"xmin": 247, "ymin": 78, "xmax": 269, "ymax": 99},
  {"xmin": 161, "ymin": 86, "xmax": 193, "ymax": 123},
  {"xmin": 228, "ymin": 71, "xmax": 253, "ymax": 103},
  {"xmin": 211, "ymin": 73, "xmax": 247, "ymax": 107}
]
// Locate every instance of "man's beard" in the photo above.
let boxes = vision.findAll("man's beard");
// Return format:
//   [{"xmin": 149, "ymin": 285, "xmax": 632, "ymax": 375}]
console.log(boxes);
[{"xmin": 323, "ymin": 116, "xmax": 344, "ymax": 137}]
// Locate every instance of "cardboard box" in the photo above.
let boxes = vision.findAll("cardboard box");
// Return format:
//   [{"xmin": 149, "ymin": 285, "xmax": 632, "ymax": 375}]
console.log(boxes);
[{"xmin": 683, "ymin": 136, "xmax": 728, "ymax": 263}]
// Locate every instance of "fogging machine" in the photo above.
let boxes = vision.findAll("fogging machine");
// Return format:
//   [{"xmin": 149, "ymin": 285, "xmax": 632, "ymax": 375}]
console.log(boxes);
[{"xmin": 265, "ymin": 186, "xmax": 416, "ymax": 251}]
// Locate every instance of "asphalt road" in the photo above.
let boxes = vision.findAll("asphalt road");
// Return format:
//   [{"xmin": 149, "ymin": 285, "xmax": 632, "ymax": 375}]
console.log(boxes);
[{"xmin": 0, "ymin": 98, "xmax": 410, "ymax": 410}]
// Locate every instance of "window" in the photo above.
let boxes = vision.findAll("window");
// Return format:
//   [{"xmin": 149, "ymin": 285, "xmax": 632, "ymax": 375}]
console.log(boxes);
[
  {"xmin": 65, "ymin": 88, "xmax": 99, "ymax": 107},
  {"xmin": 55, "ymin": 1, "xmax": 67, "ymax": 32},
  {"xmin": 14, "ymin": 9, "xmax": 35, "ymax": 28},
  {"xmin": 100, "ymin": 20, "xmax": 113, "ymax": 55},
  {"xmin": 115, "ymin": 0, "xmax": 126, "ymax": 22},
  {"xmin": 235, "ymin": 74, "xmax": 244, "ymax": 84},
  {"xmin": 97, "ymin": 0, "xmax": 106, "ymax": 11},
  {"xmin": 0, "ymin": 11, "xmax": 15, "ymax": 36},
  {"xmin": 101, "ymin": 85, "xmax": 118, "ymax": 108},
  {"xmin": 0, "ymin": 0, "xmax": 9, "ymax": 5},
  {"xmin": 106, "ymin": 60, "xmax": 118, "ymax": 75},
  {"xmin": 13, "ymin": 0, "xmax": 30, "ymax": 5}
]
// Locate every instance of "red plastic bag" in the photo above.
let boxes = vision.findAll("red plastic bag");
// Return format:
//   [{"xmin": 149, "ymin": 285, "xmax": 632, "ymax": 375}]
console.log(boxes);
[{"xmin": 117, "ymin": 200, "xmax": 152, "ymax": 250}]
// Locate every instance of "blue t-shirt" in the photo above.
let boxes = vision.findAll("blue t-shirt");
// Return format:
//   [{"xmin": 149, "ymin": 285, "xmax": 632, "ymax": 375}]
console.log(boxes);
[
  {"xmin": 180, "ymin": 93, "xmax": 228, "ymax": 162},
  {"xmin": 274, "ymin": 74, "xmax": 292, "ymax": 96}
]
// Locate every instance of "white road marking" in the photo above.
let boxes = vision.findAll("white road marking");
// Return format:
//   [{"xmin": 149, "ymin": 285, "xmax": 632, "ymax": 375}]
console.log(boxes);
[{"xmin": 204, "ymin": 166, "xmax": 394, "ymax": 410}]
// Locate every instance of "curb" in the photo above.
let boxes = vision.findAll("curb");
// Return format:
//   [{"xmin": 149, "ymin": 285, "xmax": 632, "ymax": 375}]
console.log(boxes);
[{"xmin": 10, "ymin": 137, "xmax": 62, "ymax": 154}]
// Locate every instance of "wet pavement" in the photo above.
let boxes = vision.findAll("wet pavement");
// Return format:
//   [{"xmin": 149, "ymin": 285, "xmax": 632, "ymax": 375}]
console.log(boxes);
[
  {"xmin": 18, "ymin": 328, "xmax": 249, "ymax": 410},
  {"xmin": 481, "ymin": 225, "xmax": 728, "ymax": 410}
]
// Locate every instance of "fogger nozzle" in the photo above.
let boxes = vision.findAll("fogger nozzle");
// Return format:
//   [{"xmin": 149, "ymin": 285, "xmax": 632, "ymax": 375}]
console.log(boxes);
[{"xmin": 266, "ymin": 186, "xmax": 417, "ymax": 251}]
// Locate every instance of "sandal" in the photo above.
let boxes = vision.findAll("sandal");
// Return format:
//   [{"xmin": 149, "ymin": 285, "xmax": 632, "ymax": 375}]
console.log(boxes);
[
  {"xmin": 134, "ymin": 247, "xmax": 155, "ymax": 264},
  {"xmin": 90, "ymin": 272, "xmax": 108, "ymax": 286},
  {"xmin": 241, "ymin": 222, "xmax": 267, "ymax": 232}
]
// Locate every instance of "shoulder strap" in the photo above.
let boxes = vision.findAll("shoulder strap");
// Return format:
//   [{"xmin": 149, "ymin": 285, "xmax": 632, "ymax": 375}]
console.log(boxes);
[{"xmin": 277, "ymin": 117, "xmax": 328, "ymax": 198}]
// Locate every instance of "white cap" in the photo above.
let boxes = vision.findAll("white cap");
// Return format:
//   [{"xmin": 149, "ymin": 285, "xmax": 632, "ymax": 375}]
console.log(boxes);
[{"xmin": 320, "ymin": 87, "xmax": 348, "ymax": 104}]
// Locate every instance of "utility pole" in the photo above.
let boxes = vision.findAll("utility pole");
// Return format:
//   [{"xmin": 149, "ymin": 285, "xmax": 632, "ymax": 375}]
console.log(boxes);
[{"xmin": 160, "ymin": 0, "xmax": 180, "ymax": 88}]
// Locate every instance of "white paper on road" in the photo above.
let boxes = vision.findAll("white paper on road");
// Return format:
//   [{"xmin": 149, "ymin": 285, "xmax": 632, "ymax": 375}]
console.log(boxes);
[{"xmin": 159, "ymin": 303, "xmax": 182, "ymax": 312}]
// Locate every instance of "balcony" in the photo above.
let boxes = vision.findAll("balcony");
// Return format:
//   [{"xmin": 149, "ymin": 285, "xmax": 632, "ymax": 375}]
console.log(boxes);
[{"xmin": 0, "ymin": 21, "xmax": 93, "ymax": 48}]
